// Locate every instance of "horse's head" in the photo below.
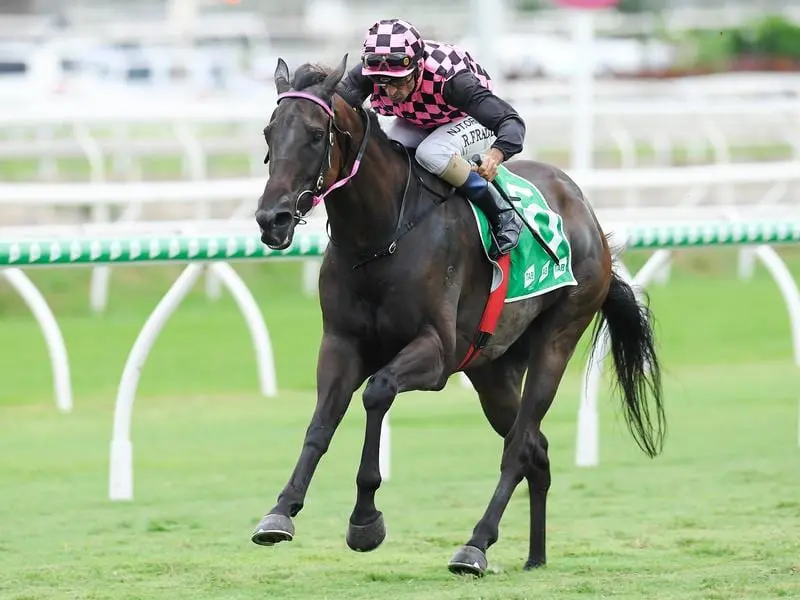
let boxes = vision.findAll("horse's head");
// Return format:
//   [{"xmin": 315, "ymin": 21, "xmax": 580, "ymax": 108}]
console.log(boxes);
[{"xmin": 255, "ymin": 55, "xmax": 350, "ymax": 249}]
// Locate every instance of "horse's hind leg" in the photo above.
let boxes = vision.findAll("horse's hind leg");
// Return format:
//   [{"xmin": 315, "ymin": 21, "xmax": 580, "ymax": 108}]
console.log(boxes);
[
  {"xmin": 524, "ymin": 431, "xmax": 550, "ymax": 569},
  {"xmin": 447, "ymin": 352, "xmax": 526, "ymax": 575},
  {"xmin": 467, "ymin": 348, "xmax": 527, "ymax": 438},
  {"xmin": 449, "ymin": 302, "xmax": 599, "ymax": 577}
]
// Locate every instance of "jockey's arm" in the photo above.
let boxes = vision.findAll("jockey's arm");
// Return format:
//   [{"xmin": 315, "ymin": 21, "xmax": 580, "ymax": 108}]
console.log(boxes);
[
  {"xmin": 337, "ymin": 64, "xmax": 374, "ymax": 107},
  {"xmin": 442, "ymin": 71, "xmax": 526, "ymax": 162}
]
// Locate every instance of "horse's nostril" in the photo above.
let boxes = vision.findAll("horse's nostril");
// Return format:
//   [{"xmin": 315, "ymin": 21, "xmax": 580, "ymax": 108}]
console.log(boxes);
[
  {"xmin": 255, "ymin": 209, "xmax": 270, "ymax": 230},
  {"xmin": 274, "ymin": 212, "xmax": 293, "ymax": 229}
]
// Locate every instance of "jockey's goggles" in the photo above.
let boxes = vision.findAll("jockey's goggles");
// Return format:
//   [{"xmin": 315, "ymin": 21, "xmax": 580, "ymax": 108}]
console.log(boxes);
[{"xmin": 362, "ymin": 52, "xmax": 414, "ymax": 71}]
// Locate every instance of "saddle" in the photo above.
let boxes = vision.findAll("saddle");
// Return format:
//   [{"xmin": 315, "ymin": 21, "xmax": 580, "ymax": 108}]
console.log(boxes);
[{"xmin": 399, "ymin": 146, "xmax": 456, "ymax": 200}]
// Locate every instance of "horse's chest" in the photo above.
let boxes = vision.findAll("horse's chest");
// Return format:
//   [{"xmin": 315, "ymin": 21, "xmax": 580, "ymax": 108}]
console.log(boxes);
[
  {"xmin": 371, "ymin": 295, "xmax": 421, "ymax": 339},
  {"xmin": 354, "ymin": 292, "xmax": 425, "ymax": 356},
  {"xmin": 324, "ymin": 250, "xmax": 445, "ymax": 359}
]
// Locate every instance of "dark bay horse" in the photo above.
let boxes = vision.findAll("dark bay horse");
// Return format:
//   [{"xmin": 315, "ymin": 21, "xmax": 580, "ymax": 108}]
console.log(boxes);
[{"xmin": 252, "ymin": 54, "xmax": 666, "ymax": 576}]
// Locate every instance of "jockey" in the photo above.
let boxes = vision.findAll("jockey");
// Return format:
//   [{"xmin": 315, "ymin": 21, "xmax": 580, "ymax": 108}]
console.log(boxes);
[{"xmin": 338, "ymin": 18, "xmax": 525, "ymax": 255}]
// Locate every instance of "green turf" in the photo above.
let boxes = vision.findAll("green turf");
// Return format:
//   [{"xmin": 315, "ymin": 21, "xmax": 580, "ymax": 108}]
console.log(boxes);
[{"xmin": 0, "ymin": 247, "xmax": 799, "ymax": 598}]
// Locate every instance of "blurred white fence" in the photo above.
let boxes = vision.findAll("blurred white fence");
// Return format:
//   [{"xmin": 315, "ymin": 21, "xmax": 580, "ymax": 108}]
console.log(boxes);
[
  {"xmin": 0, "ymin": 75, "xmax": 798, "ymax": 311},
  {"xmin": 2, "ymin": 74, "xmax": 799, "ymax": 173},
  {"xmin": 1, "ymin": 89, "xmax": 797, "ymax": 233},
  {"xmin": 1, "ymin": 92, "xmax": 798, "ymax": 185}
]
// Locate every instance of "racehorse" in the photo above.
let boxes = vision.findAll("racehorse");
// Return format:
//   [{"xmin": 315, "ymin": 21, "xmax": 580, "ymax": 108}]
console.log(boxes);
[{"xmin": 252, "ymin": 54, "xmax": 666, "ymax": 576}]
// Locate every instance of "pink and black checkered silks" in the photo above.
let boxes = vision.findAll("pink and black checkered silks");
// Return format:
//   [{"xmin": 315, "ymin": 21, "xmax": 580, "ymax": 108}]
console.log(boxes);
[
  {"xmin": 362, "ymin": 21, "xmax": 493, "ymax": 130},
  {"xmin": 370, "ymin": 41, "xmax": 494, "ymax": 129}
]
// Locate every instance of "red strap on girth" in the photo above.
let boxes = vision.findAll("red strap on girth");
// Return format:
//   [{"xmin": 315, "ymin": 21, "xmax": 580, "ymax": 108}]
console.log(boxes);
[{"xmin": 456, "ymin": 252, "xmax": 511, "ymax": 371}]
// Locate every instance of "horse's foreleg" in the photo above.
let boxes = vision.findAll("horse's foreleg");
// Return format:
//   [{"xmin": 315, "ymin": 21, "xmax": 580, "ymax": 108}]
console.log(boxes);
[
  {"xmin": 251, "ymin": 333, "xmax": 367, "ymax": 547},
  {"xmin": 346, "ymin": 324, "xmax": 450, "ymax": 552}
]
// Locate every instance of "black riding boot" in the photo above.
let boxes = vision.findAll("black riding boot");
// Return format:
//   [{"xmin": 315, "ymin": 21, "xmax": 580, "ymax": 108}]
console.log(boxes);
[{"xmin": 458, "ymin": 171, "xmax": 523, "ymax": 255}]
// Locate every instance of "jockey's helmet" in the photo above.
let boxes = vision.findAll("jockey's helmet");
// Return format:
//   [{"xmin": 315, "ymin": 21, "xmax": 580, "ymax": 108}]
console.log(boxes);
[{"xmin": 360, "ymin": 18, "xmax": 424, "ymax": 85}]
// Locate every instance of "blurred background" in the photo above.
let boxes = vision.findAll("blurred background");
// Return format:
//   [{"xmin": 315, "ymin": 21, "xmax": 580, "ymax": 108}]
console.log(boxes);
[
  {"xmin": 1, "ymin": 0, "xmax": 799, "ymax": 220},
  {"xmin": 1, "ymin": 2, "xmax": 799, "ymax": 598}
]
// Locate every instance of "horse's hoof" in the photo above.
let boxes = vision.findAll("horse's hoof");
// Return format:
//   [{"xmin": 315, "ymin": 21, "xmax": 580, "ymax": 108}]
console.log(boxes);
[
  {"xmin": 251, "ymin": 513, "xmax": 294, "ymax": 546},
  {"xmin": 448, "ymin": 545, "xmax": 488, "ymax": 577},
  {"xmin": 346, "ymin": 512, "xmax": 386, "ymax": 552},
  {"xmin": 524, "ymin": 558, "xmax": 546, "ymax": 570}
]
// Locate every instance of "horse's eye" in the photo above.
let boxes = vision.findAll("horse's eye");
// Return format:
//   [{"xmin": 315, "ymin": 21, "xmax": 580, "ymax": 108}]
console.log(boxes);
[{"xmin": 311, "ymin": 129, "xmax": 324, "ymax": 142}]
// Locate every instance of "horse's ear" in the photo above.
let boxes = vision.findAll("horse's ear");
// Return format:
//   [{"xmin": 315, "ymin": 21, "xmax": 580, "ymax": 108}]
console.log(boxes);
[
  {"xmin": 274, "ymin": 57, "xmax": 291, "ymax": 94},
  {"xmin": 322, "ymin": 53, "xmax": 348, "ymax": 98}
]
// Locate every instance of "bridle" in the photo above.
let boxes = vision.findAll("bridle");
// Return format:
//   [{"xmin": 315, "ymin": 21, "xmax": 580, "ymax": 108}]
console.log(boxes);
[
  {"xmin": 265, "ymin": 88, "xmax": 450, "ymax": 270},
  {"xmin": 266, "ymin": 90, "xmax": 372, "ymax": 223}
]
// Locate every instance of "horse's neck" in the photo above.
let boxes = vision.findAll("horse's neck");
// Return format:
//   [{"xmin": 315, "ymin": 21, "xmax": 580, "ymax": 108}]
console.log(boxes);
[{"xmin": 325, "ymin": 134, "xmax": 410, "ymax": 249}]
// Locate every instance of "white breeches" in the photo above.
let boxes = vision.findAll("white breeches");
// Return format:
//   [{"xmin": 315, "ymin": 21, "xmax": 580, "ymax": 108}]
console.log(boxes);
[{"xmin": 384, "ymin": 115, "xmax": 496, "ymax": 176}]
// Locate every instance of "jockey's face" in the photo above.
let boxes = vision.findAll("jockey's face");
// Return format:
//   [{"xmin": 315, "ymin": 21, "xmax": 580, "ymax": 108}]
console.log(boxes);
[{"xmin": 374, "ymin": 73, "xmax": 416, "ymax": 103}]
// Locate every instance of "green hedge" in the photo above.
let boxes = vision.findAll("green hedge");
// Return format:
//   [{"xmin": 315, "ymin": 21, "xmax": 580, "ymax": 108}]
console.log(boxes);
[
  {"xmin": 515, "ymin": 0, "xmax": 665, "ymax": 11},
  {"xmin": 737, "ymin": 15, "xmax": 800, "ymax": 57},
  {"xmin": 680, "ymin": 15, "xmax": 800, "ymax": 67}
]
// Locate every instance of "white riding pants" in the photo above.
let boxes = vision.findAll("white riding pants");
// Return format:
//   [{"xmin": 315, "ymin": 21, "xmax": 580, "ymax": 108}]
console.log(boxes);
[{"xmin": 385, "ymin": 116, "xmax": 496, "ymax": 177}]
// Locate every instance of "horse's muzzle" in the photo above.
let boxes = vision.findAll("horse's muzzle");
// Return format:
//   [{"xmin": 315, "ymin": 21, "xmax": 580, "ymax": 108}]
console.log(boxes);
[{"xmin": 255, "ymin": 206, "xmax": 294, "ymax": 249}]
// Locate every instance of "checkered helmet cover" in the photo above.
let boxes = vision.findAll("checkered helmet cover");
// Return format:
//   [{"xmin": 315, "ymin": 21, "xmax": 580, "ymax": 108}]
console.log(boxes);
[{"xmin": 361, "ymin": 18, "xmax": 425, "ymax": 77}]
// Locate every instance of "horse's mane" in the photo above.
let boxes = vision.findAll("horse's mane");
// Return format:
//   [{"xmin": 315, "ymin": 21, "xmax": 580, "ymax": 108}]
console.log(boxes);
[{"xmin": 291, "ymin": 62, "xmax": 398, "ymax": 154}]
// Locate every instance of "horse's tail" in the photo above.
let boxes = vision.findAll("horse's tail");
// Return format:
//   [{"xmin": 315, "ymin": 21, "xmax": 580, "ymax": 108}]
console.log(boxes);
[{"xmin": 590, "ymin": 269, "xmax": 666, "ymax": 458}]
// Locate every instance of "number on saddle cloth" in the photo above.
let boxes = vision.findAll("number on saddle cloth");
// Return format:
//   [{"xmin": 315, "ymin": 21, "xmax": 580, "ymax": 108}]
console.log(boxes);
[{"xmin": 470, "ymin": 155, "xmax": 561, "ymax": 265}]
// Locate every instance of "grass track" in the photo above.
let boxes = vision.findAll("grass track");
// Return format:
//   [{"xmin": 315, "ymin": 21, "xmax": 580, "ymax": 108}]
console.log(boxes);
[{"xmin": 1, "ymin": 247, "xmax": 799, "ymax": 598}]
